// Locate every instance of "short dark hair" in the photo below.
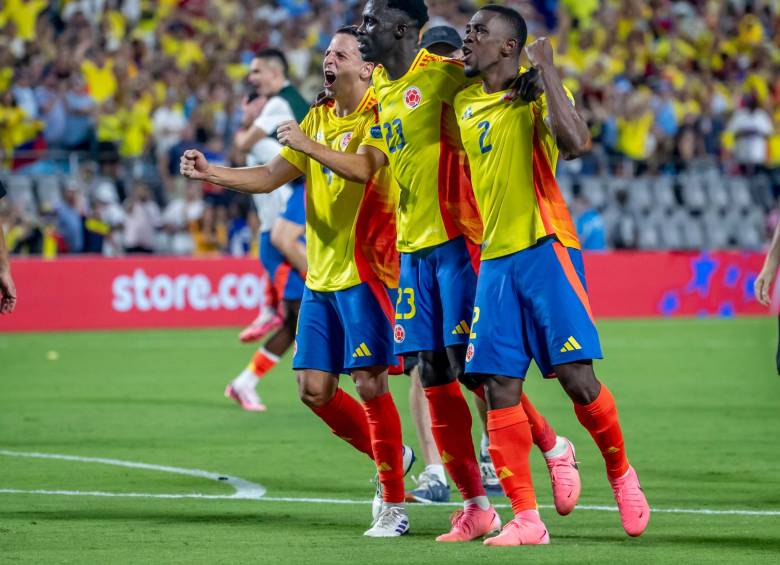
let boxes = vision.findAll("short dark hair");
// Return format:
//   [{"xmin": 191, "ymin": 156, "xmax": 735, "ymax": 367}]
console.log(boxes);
[
  {"xmin": 255, "ymin": 48, "xmax": 289, "ymax": 77},
  {"xmin": 480, "ymin": 4, "xmax": 528, "ymax": 47},
  {"xmin": 335, "ymin": 25, "xmax": 360, "ymax": 38},
  {"xmin": 387, "ymin": 0, "xmax": 429, "ymax": 28}
]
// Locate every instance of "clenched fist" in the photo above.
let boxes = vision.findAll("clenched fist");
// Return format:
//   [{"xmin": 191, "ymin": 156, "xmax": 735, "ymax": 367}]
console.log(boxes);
[
  {"xmin": 525, "ymin": 37, "xmax": 555, "ymax": 69},
  {"xmin": 180, "ymin": 149, "xmax": 210, "ymax": 181},
  {"xmin": 277, "ymin": 120, "xmax": 312, "ymax": 153}
]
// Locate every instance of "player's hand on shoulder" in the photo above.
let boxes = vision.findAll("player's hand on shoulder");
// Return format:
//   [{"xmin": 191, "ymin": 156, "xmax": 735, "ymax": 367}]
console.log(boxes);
[
  {"xmin": 507, "ymin": 68, "xmax": 543, "ymax": 103},
  {"xmin": 180, "ymin": 149, "xmax": 209, "ymax": 180},
  {"xmin": 277, "ymin": 120, "xmax": 310, "ymax": 153},
  {"xmin": 525, "ymin": 37, "xmax": 555, "ymax": 69}
]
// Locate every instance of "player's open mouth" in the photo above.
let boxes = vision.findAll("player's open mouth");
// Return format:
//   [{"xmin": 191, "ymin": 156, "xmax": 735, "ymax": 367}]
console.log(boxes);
[
  {"xmin": 462, "ymin": 47, "xmax": 473, "ymax": 62},
  {"xmin": 323, "ymin": 70, "xmax": 336, "ymax": 88}
]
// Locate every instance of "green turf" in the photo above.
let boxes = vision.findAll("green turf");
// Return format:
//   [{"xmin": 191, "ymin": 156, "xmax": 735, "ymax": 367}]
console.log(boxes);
[{"xmin": 1, "ymin": 318, "xmax": 779, "ymax": 563}]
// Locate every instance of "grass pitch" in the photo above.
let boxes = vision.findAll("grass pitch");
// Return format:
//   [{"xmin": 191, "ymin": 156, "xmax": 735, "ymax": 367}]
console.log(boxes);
[{"xmin": 1, "ymin": 318, "xmax": 779, "ymax": 563}]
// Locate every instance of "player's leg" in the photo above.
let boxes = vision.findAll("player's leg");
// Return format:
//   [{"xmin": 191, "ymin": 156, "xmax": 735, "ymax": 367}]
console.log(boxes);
[
  {"xmin": 406, "ymin": 361, "xmax": 450, "ymax": 503},
  {"xmin": 240, "ymin": 231, "xmax": 283, "ymax": 343},
  {"xmin": 464, "ymin": 253, "xmax": 549, "ymax": 546},
  {"xmin": 530, "ymin": 240, "xmax": 649, "ymax": 536},
  {"xmin": 339, "ymin": 281, "xmax": 413, "ymax": 537}
]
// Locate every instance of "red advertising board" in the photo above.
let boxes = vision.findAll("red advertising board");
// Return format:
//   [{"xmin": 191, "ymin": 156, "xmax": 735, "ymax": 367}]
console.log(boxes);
[{"xmin": 0, "ymin": 251, "xmax": 768, "ymax": 333}]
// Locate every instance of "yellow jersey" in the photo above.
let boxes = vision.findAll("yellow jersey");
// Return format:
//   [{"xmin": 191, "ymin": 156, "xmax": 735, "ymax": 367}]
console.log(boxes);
[
  {"xmin": 453, "ymin": 81, "xmax": 579, "ymax": 260},
  {"xmin": 279, "ymin": 88, "xmax": 399, "ymax": 292},
  {"xmin": 371, "ymin": 49, "xmax": 482, "ymax": 253}
]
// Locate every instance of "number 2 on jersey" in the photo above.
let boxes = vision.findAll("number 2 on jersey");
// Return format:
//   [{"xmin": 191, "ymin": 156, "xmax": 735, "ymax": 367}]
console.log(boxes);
[
  {"xmin": 477, "ymin": 121, "xmax": 492, "ymax": 154},
  {"xmin": 383, "ymin": 119, "xmax": 406, "ymax": 153}
]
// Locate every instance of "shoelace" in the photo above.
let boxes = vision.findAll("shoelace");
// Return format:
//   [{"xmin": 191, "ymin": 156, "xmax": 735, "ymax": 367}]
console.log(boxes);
[
  {"xmin": 612, "ymin": 476, "xmax": 643, "ymax": 506},
  {"xmin": 373, "ymin": 506, "xmax": 407, "ymax": 530},
  {"xmin": 447, "ymin": 507, "xmax": 483, "ymax": 537},
  {"xmin": 547, "ymin": 457, "xmax": 578, "ymax": 488}
]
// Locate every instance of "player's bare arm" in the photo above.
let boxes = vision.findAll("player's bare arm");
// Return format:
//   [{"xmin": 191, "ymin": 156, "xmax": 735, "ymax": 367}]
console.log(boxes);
[
  {"xmin": 179, "ymin": 149, "xmax": 301, "ymax": 194},
  {"xmin": 525, "ymin": 37, "xmax": 591, "ymax": 160},
  {"xmin": 277, "ymin": 120, "xmax": 388, "ymax": 184},
  {"xmin": 0, "ymin": 223, "xmax": 17, "ymax": 314},
  {"xmin": 755, "ymin": 220, "xmax": 780, "ymax": 306}
]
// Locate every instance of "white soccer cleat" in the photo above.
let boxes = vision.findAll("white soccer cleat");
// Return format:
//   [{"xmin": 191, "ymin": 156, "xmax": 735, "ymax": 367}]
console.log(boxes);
[
  {"xmin": 224, "ymin": 384, "xmax": 267, "ymax": 412},
  {"xmin": 372, "ymin": 444, "xmax": 416, "ymax": 520},
  {"xmin": 363, "ymin": 506, "xmax": 410, "ymax": 537}
]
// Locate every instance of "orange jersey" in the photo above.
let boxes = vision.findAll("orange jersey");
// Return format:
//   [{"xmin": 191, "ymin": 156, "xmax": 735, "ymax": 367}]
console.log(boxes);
[
  {"xmin": 279, "ymin": 88, "xmax": 399, "ymax": 290},
  {"xmin": 371, "ymin": 49, "xmax": 482, "ymax": 253}
]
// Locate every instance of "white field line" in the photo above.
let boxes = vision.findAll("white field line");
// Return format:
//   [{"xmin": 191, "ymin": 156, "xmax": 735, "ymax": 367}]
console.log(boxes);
[{"xmin": 1, "ymin": 450, "xmax": 779, "ymax": 517}]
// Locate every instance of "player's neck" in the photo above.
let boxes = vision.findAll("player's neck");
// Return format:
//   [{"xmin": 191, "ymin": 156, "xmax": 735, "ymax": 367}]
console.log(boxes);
[
  {"xmin": 333, "ymin": 86, "xmax": 366, "ymax": 117},
  {"xmin": 380, "ymin": 40, "xmax": 418, "ymax": 80},
  {"xmin": 482, "ymin": 60, "xmax": 519, "ymax": 94}
]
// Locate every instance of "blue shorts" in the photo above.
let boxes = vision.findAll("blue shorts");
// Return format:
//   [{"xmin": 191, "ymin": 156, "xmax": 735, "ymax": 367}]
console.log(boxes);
[
  {"xmin": 259, "ymin": 231, "xmax": 305, "ymax": 302},
  {"xmin": 394, "ymin": 236, "xmax": 478, "ymax": 355},
  {"xmin": 294, "ymin": 279, "xmax": 398, "ymax": 374},
  {"xmin": 282, "ymin": 181, "xmax": 306, "ymax": 225},
  {"xmin": 465, "ymin": 238, "xmax": 603, "ymax": 379}
]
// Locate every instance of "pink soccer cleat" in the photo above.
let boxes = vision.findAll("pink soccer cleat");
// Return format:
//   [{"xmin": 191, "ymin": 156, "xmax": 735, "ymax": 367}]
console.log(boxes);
[
  {"xmin": 483, "ymin": 510, "xmax": 550, "ymax": 546},
  {"xmin": 609, "ymin": 466, "xmax": 650, "ymax": 537},
  {"xmin": 224, "ymin": 384, "xmax": 267, "ymax": 412},
  {"xmin": 239, "ymin": 309, "xmax": 283, "ymax": 343},
  {"xmin": 435, "ymin": 504, "xmax": 501, "ymax": 542},
  {"xmin": 545, "ymin": 437, "xmax": 581, "ymax": 515}
]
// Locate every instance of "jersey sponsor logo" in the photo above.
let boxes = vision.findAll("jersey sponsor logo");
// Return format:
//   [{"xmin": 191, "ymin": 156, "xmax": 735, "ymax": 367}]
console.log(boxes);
[
  {"xmin": 403, "ymin": 86, "xmax": 422, "ymax": 109},
  {"xmin": 370, "ymin": 125, "xmax": 382, "ymax": 139},
  {"xmin": 466, "ymin": 342, "xmax": 475, "ymax": 362},
  {"xmin": 559, "ymin": 336, "xmax": 582, "ymax": 353},
  {"xmin": 393, "ymin": 324, "xmax": 406, "ymax": 343},
  {"xmin": 340, "ymin": 132, "xmax": 353, "ymax": 150}
]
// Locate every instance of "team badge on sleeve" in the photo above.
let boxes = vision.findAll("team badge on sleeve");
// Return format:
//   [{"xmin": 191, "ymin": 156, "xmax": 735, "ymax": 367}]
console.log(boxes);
[
  {"xmin": 404, "ymin": 87, "xmax": 422, "ymax": 109},
  {"xmin": 370, "ymin": 125, "xmax": 382, "ymax": 139}
]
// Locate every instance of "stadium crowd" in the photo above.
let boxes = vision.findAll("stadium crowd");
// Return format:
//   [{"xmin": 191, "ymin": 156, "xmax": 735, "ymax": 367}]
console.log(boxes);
[{"xmin": 1, "ymin": 0, "xmax": 779, "ymax": 256}]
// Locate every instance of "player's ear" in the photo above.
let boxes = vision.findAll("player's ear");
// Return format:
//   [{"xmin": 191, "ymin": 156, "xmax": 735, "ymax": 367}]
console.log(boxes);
[
  {"xmin": 393, "ymin": 22, "xmax": 407, "ymax": 39},
  {"xmin": 360, "ymin": 62, "xmax": 375, "ymax": 81},
  {"xmin": 502, "ymin": 38, "xmax": 518, "ymax": 57}
]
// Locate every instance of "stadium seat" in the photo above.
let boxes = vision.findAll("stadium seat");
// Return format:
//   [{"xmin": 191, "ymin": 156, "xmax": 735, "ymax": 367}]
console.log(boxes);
[
  {"xmin": 680, "ymin": 174, "xmax": 707, "ymax": 211},
  {"xmin": 651, "ymin": 175, "xmax": 677, "ymax": 210},
  {"xmin": 706, "ymin": 178, "xmax": 730, "ymax": 211},
  {"xmin": 581, "ymin": 176, "xmax": 608, "ymax": 209},
  {"xmin": 4, "ymin": 175, "xmax": 38, "ymax": 218},
  {"xmin": 626, "ymin": 177, "xmax": 652, "ymax": 213},
  {"xmin": 727, "ymin": 176, "xmax": 753, "ymax": 212},
  {"xmin": 637, "ymin": 221, "xmax": 660, "ymax": 249},
  {"xmin": 681, "ymin": 220, "xmax": 705, "ymax": 250},
  {"xmin": 35, "ymin": 175, "xmax": 64, "ymax": 210}
]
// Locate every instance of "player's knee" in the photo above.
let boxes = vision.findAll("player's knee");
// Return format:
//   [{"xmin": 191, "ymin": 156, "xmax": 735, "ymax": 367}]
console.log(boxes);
[
  {"xmin": 417, "ymin": 350, "xmax": 453, "ymax": 388},
  {"xmin": 483, "ymin": 375, "xmax": 522, "ymax": 409},
  {"xmin": 297, "ymin": 373, "xmax": 335, "ymax": 408},
  {"xmin": 352, "ymin": 371, "xmax": 387, "ymax": 401},
  {"xmin": 556, "ymin": 362, "xmax": 600, "ymax": 404}
]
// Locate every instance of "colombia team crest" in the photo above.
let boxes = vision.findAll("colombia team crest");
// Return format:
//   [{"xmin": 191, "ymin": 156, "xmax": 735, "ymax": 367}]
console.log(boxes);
[
  {"xmin": 394, "ymin": 324, "xmax": 406, "ymax": 343},
  {"xmin": 340, "ymin": 132, "xmax": 353, "ymax": 150},
  {"xmin": 466, "ymin": 343, "xmax": 474, "ymax": 362},
  {"xmin": 404, "ymin": 86, "xmax": 422, "ymax": 109}
]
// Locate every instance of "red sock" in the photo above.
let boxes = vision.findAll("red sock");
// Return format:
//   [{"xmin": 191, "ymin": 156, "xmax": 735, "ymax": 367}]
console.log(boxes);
[
  {"xmin": 309, "ymin": 388, "xmax": 373, "ymax": 460},
  {"xmin": 249, "ymin": 348, "xmax": 278, "ymax": 378},
  {"xmin": 520, "ymin": 394, "xmax": 557, "ymax": 453},
  {"xmin": 424, "ymin": 381, "xmax": 485, "ymax": 500},
  {"xmin": 573, "ymin": 384, "xmax": 629, "ymax": 479},
  {"xmin": 363, "ymin": 392, "xmax": 405, "ymax": 503},
  {"xmin": 487, "ymin": 404, "xmax": 536, "ymax": 514}
]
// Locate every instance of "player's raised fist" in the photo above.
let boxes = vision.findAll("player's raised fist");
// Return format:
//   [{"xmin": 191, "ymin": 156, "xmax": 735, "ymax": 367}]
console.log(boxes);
[
  {"xmin": 525, "ymin": 37, "xmax": 554, "ymax": 68},
  {"xmin": 180, "ymin": 149, "xmax": 210, "ymax": 180},
  {"xmin": 277, "ymin": 120, "xmax": 311, "ymax": 153},
  {"xmin": 754, "ymin": 267, "xmax": 774, "ymax": 306}
]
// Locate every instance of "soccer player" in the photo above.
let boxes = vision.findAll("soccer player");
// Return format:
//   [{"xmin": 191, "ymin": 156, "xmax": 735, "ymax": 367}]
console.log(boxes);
[
  {"xmin": 294, "ymin": 0, "xmax": 580, "ymax": 541},
  {"xmin": 454, "ymin": 5, "xmax": 650, "ymax": 544},
  {"xmin": 754, "ymin": 216, "xmax": 780, "ymax": 372},
  {"xmin": 182, "ymin": 27, "xmax": 413, "ymax": 537},
  {"xmin": 224, "ymin": 49, "xmax": 309, "ymax": 411},
  {"xmin": 0, "ymin": 179, "xmax": 16, "ymax": 314}
]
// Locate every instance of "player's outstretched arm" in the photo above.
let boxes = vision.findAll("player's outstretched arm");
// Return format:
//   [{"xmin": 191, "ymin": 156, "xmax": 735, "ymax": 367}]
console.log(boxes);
[
  {"xmin": 277, "ymin": 120, "xmax": 388, "ymax": 184},
  {"xmin": 525, "ymin": 37, "xmax": 592, "ymax": 160},
  {"xmin": 755, "ymin": 221, "xmax": 780, "ymax": 306},
  {"xmin": 179, "ymin": 149, "xmax": 301, "ymax": 194},
  {"xmin": 0, "ymin": 222, "xmax": 17, "ymax": 314}
]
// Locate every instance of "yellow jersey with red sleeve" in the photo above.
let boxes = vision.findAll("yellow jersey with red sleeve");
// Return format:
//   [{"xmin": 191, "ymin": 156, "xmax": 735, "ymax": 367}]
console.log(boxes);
[
  {"xmin": 279, "ymin": 88, "xmax": 399, "ymax": 292},
  {"xmin": 370, "ymin": 48, "xmax": 482, "ymax": 253},
  {"xmin": 453, "ymin": 81, "xmax": 580, "ymax": 260}
]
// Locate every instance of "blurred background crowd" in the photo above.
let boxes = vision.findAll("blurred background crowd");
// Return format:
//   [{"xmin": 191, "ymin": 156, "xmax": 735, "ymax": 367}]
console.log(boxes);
[{"xmin": 1, "ymin": 0, "xmax": 779, "ymax": 257}]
